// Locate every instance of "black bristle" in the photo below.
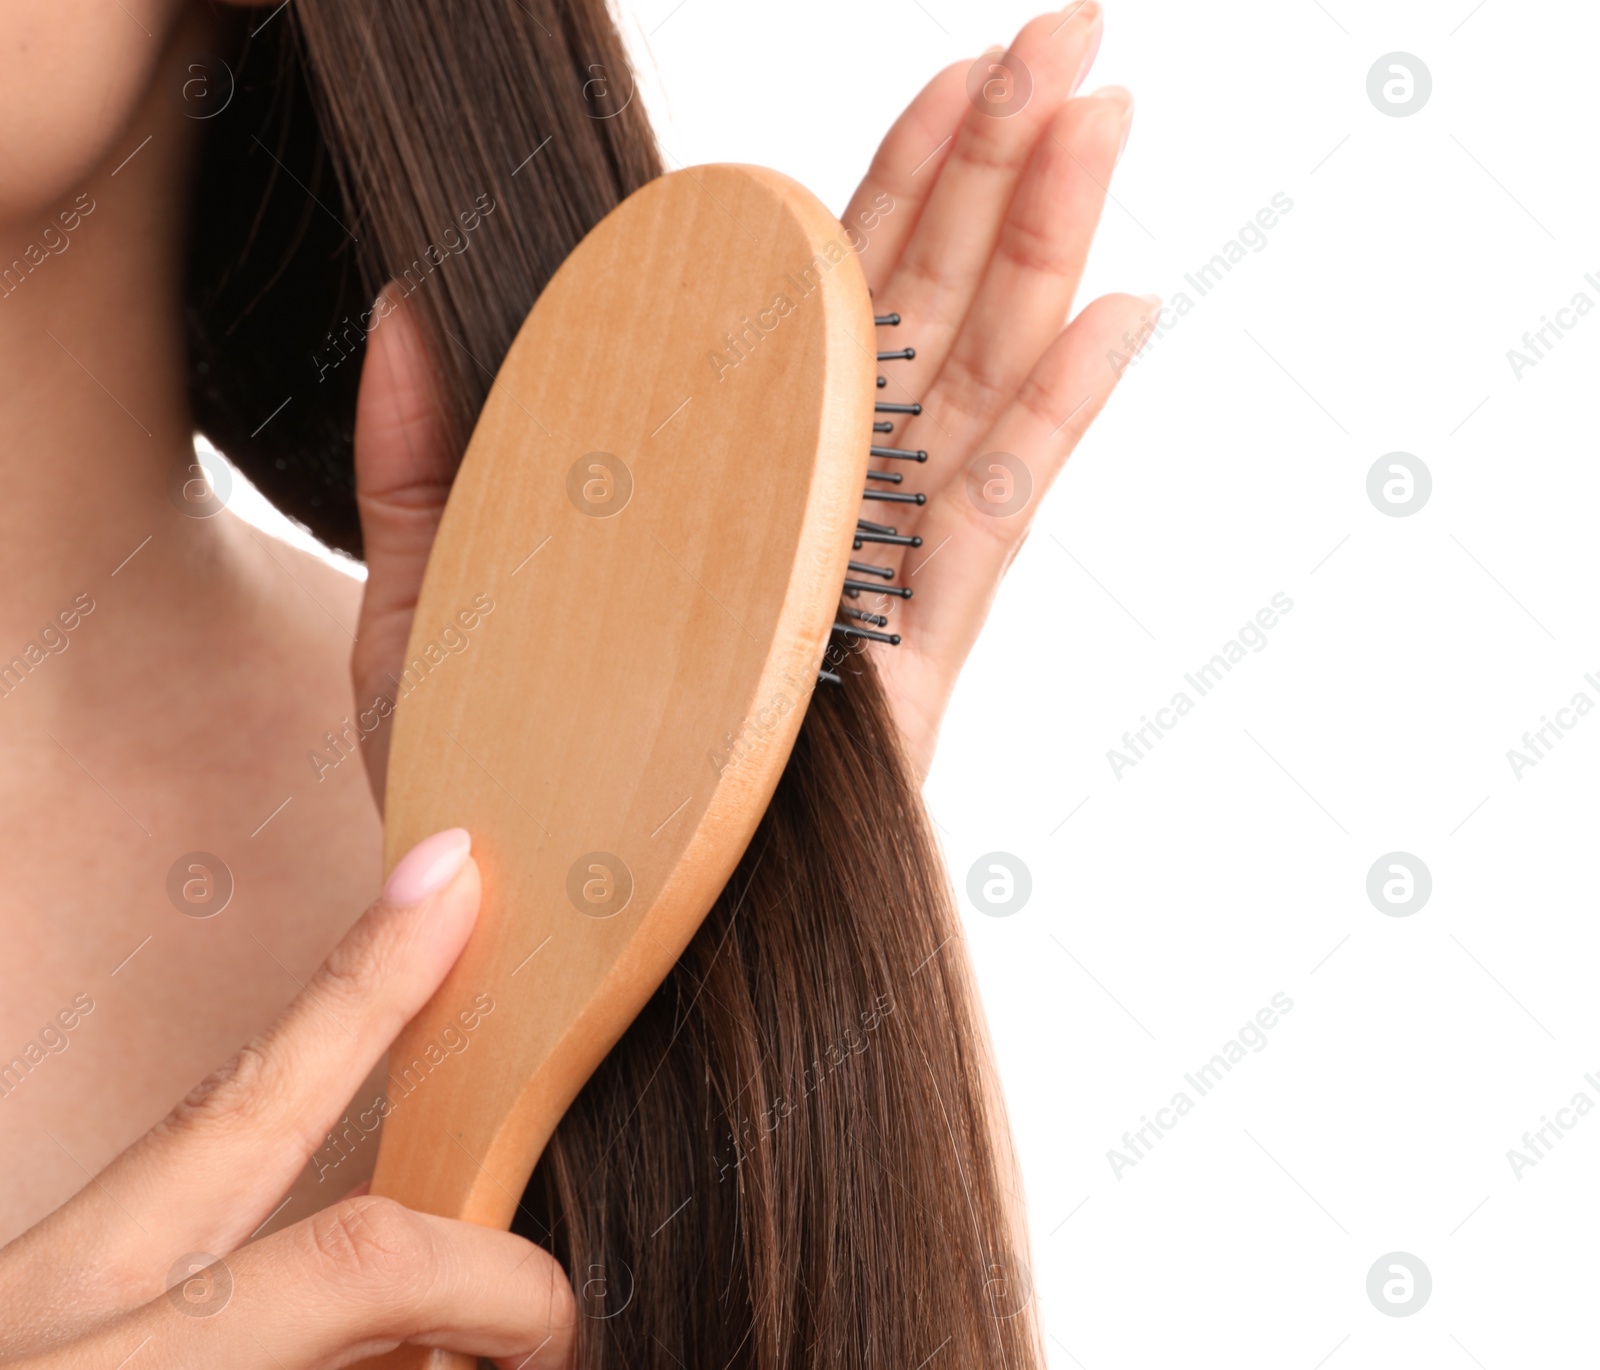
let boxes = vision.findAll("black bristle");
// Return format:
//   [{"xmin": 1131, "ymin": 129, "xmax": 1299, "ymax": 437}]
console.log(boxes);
[
  {"xmin": 844, "ymin": 580, "xmax": 913, "ymax": 599},
  {"xmin": 832, "ymin": 622, "xmax": 901, "ymax": 645},
  {"xmin": 848, "ymin": 560, "xmax": 894, "ymax": 580},
  {"xmin": 843, "ymin": 312, "xmax": 924, "ymax": 657}
]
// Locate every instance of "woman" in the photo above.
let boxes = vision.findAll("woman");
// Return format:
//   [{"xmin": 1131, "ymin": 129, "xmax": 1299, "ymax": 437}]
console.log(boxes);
[{"xmin": 0, "ymin": 0, "xmax": 1148, "ymax": 1363}]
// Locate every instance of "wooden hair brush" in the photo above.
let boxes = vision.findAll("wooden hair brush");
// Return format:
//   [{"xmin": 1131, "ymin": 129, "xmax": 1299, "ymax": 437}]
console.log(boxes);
[{"xmin": 358, "ymin": 164, "xmax": 925, "ymax": 1369}]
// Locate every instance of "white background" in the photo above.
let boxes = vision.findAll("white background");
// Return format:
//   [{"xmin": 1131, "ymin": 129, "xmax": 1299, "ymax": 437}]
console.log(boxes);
[{"xmin": 250, "ymin": 1, "xmax": 1600, "ymax": 1362}]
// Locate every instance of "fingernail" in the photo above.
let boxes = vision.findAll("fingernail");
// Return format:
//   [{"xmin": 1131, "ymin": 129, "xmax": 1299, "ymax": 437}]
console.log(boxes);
[
  {"xmin": 1071, "ymin": 5, "xmax": 1103, "ymax": 93},
  {"xmin": 1135, "ymin": 298, "xmax": 1162, "ymax": 354},
  {"xmin": 1086, "ymin": 85, "xmax": 1135, "ymax": 161},
  {"xmin": 368, "ymin": 283, "xmax": 407, "ymax": 331},
  {"xmin": 383, "ymin": 828, "xmax": 472, "ymax": 906}
]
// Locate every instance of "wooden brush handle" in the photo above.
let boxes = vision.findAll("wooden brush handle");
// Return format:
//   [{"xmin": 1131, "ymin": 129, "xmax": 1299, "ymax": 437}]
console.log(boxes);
[{"xmin": 346, "ymin": 163, "xmax": 876, "ymax": 1369}]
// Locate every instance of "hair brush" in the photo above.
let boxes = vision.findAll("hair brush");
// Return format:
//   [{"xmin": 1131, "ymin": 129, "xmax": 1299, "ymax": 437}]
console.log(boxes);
[{"xmin": 354, "ymin": 163, "xmax": 926, "ymax": 1369}]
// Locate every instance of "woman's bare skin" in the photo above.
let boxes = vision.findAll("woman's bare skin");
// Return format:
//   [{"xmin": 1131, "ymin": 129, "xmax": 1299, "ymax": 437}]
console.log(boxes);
[
  {"xmin": 0, "ymin": 3, "xmax": 1150, "ymax": 1357},
  {"xmin": 0, "ymin": 1, "xmax": 381, "ymax": 1241}
]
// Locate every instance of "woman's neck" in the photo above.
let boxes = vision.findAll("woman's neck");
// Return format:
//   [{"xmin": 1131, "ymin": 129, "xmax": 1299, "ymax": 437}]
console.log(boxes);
[{"xmin": 0, "ymin": 5, "xmax": 273, "ymax": 706}]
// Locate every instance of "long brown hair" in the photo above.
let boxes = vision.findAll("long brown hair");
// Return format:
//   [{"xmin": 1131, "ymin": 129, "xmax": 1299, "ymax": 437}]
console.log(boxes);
[{"xmin": 191, "ymin": 4, "xmax": 1043, "ymax": 1364}]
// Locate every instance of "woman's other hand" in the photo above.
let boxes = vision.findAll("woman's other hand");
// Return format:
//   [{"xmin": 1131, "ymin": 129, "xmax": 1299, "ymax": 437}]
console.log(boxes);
[
  {"xmin": 349, "ymin": 6, "xmax": 1151, "ymax": 792},
  {"xmin": 837, "ymin": 3, "xmax": 1153, "ymax": 776},
  {"xmin": 0, "ymin": 831, "xmax": 574, "ymax": 1369}
]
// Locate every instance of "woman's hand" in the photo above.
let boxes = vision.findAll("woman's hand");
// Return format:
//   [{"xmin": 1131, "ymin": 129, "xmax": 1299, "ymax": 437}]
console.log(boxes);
[
  {"xmin": 832, "ymin": 2, "xmax": 1152, "ymax": 776},
  {"xmin": 0, "ymin": 831, "xmax": 574, "ymax": 1370},
  {"xmin": 350, "ymin": 5, "xmax": 1150, "ymax": 791}
]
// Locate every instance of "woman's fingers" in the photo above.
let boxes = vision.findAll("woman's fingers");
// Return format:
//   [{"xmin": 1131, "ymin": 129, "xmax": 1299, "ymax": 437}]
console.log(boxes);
[
  {"xmin": 875, "ymin": 292, "xmax": 1156, "ymax": 773},
  {"xmin": 351, "ymin": 285, "xmax": 457, "ymax": 806},
  {"xmin": 69, "ymin": 1197, "xmax": 575, "ymax": 1369},
  {"xmin": 0, "ymin": 832, "xmax": 481, "ymax": 1321},
  {"xmin": 921, "ymin": 89, "xmax": 1130, "ymax": 460},
  {"xmin": 837, "ymin": 59, "xmax": 970, "ymax": 293},
  {"xmin": 882, "ymin": 5, "xmax": 1103, "ymax": 374},
  {"xmin": 844, "ymin": 11, "xmax": 1148, "ymax": 777}
]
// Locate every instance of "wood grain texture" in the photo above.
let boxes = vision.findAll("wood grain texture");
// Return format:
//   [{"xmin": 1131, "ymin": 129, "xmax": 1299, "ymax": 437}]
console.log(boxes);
[{"xmin": 356, "ymin": 164, "xmax": 875, "ymax": 1369}]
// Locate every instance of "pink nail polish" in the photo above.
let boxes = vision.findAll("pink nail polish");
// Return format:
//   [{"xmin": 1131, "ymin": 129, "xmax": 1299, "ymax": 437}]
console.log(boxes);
[{"xmin": 383, "ymin": 828, "xmax": 472, "ymax": 906}]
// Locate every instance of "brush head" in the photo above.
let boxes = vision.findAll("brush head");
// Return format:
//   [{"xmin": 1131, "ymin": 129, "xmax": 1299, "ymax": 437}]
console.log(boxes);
[{"xmin": 371, "ymin": 165, "xmax": 875, "ymax": 1231}]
